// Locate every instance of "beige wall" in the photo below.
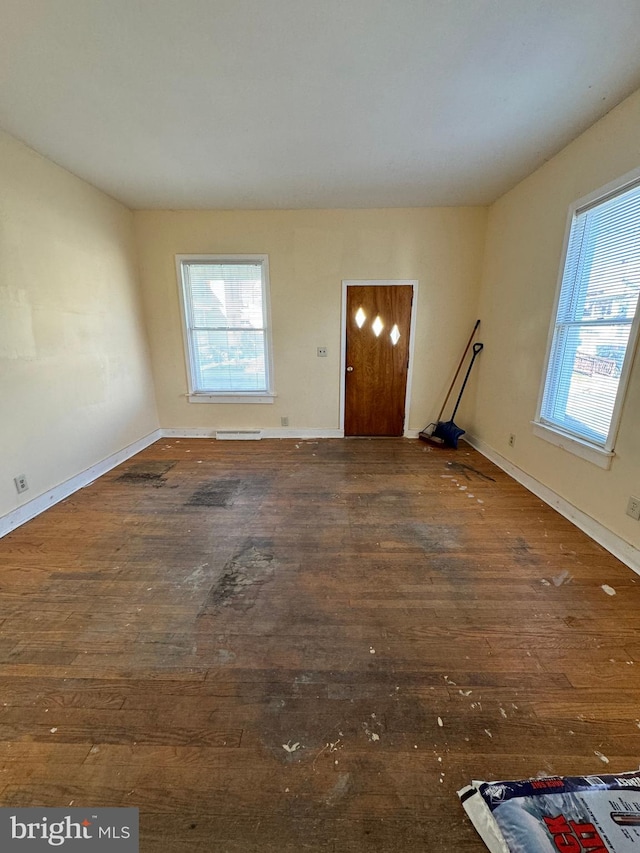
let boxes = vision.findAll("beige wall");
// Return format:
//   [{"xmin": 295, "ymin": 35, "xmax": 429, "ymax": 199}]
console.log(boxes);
[
  {"xmin": 133, "ymin": 208, "xmax": 487, "ymax": 433},
  {"xmin": 6, "ymin": 82, "xmax": 640, "ymax": 554},
  {"xmin": 471, "ymin": 88, "xmax": 640, "ymax": 549},
  {"xmin": 0, "ymin": 131, "xmax": 159, "ymax": 520}
]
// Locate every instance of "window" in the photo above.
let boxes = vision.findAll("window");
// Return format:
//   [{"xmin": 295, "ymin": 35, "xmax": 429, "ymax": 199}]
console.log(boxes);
[
  {"xmin": 535, "ymin": 175, "xmax": 640, "ymax": 466},
  {"xmin": 176, "ymin": 255, "xmax": 274, "ymax": 402}
]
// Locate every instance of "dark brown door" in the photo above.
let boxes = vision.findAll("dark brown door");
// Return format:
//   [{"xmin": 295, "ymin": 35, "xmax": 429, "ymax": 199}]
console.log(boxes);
[{"xmin": 344, "ymin": 285, "xmax": 413, "ymax": 436}]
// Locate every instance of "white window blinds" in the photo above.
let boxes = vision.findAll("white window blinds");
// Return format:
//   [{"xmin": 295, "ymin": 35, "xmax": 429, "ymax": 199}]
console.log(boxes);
[
  {"xmin": 539, "ymin": 180, "xmax": 640, "ymax": 449},
  {"xmin": 179, "ymin": 257, "xmax": 271, "ymax": 394}
]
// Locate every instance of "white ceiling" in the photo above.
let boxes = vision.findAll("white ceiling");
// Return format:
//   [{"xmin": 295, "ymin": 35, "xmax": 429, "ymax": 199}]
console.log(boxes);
[{"xmin": 2, "ymin": 0, "xmax": 640, "ymax": 209}]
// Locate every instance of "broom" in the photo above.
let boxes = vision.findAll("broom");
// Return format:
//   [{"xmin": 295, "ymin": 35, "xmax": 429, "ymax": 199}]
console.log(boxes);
[
  {"xmin": 419, "ymin": 319, "xmax": 480, "ymax": 444},
  {"xmin": 431, "ymin": 342, "xmax": 484, "ymax": 448}
]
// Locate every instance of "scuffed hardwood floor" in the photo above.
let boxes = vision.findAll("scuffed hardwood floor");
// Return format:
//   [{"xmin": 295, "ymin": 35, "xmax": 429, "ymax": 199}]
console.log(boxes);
[{"xmin": 0, "ymin": 438, "xmax": 639, "ymax": 851}]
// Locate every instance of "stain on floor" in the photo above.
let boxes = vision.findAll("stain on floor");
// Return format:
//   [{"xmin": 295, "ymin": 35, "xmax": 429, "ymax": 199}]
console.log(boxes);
[
  {"xmin": 186, "ymin": 475, "xmax": 274, "ymax": 508},
  {"xmin": 201, "ymin": 543, "xmax": 275, "ymax": 611},
  {"xmin": 186, "ymin": 479, "xmax": 242, "ymax": 507},
  {"xmin": 117, "ymin": 461, "xmax": 176, "ymax": 485},
  {"xmin": 446, "ymin": 461, "xmax": 495, "ymax": 482},
  {"xmin": 513, "ymin": 536, "xmax": 539, "ymax": 566},
  {"xmin": 407, "ymin": 522, "xmax": 464, "ymax": 553}
]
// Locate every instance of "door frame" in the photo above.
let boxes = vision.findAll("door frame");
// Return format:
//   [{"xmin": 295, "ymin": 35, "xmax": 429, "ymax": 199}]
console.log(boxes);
[{"xmin": 340, "ymin": 280, "xmax": 419, "ymax": 436}]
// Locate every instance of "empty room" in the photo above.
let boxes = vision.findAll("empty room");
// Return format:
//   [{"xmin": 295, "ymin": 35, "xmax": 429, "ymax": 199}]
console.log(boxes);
[{"xmin": 1, "ymin": 1, "xmax": 640, "ymax": 851}]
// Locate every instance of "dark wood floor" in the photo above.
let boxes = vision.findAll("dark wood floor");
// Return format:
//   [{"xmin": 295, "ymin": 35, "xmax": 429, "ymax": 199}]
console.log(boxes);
[{"xmin": 0, "ymin": 438, "xmax": 638, "ymax": 851}]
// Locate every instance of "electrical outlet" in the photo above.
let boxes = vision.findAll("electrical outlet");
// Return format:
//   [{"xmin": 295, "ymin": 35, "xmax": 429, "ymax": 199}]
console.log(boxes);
[
  {"xmin": 14, "ymin": 474, "xmax": 28, "ymax": 494},
  {"xmin": 281, "ymin": 416, "xmax": 289, "ymax": 427},
  {"xmin": 627, "ymin": 496, "xmax": 640, "ymax": 520},
  {"xmin": 317, "ymin": 347, "xmax": 327, "ymax": 358},
  {"xmin": 508, "ymin": 434, "xmax": 515, "ymax": 447}
]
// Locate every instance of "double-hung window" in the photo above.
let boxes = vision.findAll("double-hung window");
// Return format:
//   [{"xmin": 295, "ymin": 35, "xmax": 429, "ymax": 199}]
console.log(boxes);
[
  {"xmin": 535, "ymin": 176, "xmax": 640, "ymax": 466},
  {"xmin": 177, "ymin": 255, "xmax": 274, "ymax": 402}
]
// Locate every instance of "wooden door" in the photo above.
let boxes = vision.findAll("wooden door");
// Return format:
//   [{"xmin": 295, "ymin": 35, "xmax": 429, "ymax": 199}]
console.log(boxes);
[{"xmin": 344, "ymin": 284, "xmax": 413, "ymax": 436}]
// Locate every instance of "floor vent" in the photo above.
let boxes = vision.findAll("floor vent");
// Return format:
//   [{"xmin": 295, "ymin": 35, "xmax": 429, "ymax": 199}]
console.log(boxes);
[{"xmin": 215, "ymin": 430, "xmax": 262, "ymax": 441}]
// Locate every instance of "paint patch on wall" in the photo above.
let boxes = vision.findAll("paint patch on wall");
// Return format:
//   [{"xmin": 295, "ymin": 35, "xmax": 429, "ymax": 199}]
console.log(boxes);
[{"xmin": 0, "ymin": 286, "xmax": 36, "ymax": 359}]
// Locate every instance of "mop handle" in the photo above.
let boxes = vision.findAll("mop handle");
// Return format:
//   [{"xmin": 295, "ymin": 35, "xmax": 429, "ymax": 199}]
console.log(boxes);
[
  {"xmin": 449, "ymin": 342, "xmax": 484, "ymax": 422},
  {"xmin": 435, "ymin": 320, "xmax": 480, "ymax": 423}
]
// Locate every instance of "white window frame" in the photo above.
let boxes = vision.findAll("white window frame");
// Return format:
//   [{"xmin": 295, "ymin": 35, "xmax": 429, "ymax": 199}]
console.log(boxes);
[
  {"xmin": 176, "ymin": 254, "xmax": 275, "ymax": 404},
  {"xmin": 533, "ymin": 168, "xmax": 640, "ymax": 469}
]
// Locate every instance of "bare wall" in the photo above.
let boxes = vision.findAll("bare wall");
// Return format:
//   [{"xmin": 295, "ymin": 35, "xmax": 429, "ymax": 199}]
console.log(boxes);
[
  {"xmin": 471, "ymin": 88, "xmax": 640, "ymax": 550},
  {"xmin": 0, "ymin": 131, "xmax": 159, "ymax": 521},
  {"xmin": 133, "ymin": 208, "xmax": 487, "ymax": 434}
]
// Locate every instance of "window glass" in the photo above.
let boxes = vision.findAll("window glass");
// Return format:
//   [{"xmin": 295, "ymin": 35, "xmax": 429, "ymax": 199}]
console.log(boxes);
[
  {"xmin": 178, "ymin": 257, "xmax": 272, "ymax": 396},
  {"xmin": 539, "ymin": 181, "xmax": 640, "ymax": 449}
]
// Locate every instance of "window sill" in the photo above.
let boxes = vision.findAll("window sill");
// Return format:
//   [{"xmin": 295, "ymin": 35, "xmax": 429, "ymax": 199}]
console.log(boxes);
[
  {"xmin": 188, "ymin": 392, "xmax": 276, "ymax": 404},
  {"xmin": 531, "ymin": 421, "xmax": 614, "ymax": 470}
]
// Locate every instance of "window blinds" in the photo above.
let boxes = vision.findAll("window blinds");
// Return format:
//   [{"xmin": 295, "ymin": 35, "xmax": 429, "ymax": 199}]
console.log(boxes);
[
  {"xmin": 182, "ymin": 261, "xmax": 268, "ymax": 393},
  {"xmin": 540, "ymin": 181, "xmax": 640, "ymax": 448}
]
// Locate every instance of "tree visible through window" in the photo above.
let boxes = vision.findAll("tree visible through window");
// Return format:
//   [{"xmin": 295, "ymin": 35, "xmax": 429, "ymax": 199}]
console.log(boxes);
[
  {"xmin": 177, "ymin": 256, "xmax": 273, "ymax": 396},
  {"xmin": 538, "ymin": 178, "xmax": 640, "ymax": 451}
]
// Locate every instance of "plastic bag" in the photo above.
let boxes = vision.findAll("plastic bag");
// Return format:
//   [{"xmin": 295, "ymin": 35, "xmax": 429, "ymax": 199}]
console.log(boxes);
[{"xmin": 458, "ymin": 769, "xmax": 640, "ymax": 852}]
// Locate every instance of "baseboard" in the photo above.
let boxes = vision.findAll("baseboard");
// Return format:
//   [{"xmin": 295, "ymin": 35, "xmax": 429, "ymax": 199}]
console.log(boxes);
[
  {"xmin": 7, "ymin": 426, "xmax": 635, "ymax": 575},
  {"xmin": 465, "ymin": 433, "xmax": 640, "ymax": 576},
  {"xmin": 161, "ymin": 428, "xmax": 345, "ymax": 439},
  {"xmin": 215, "ymin": 430, "xmax": 262, "ymax": 440},
  {"xmin": 263, "ymin": 428, "xmax": 344, "ymax": 439},
  {"xmin": 0, "ymin": 429, "xmax": 162, "ymax": 539},
  {"xmin": 163, "ymin": 428, "xmax": 423, "ymax": 439}
]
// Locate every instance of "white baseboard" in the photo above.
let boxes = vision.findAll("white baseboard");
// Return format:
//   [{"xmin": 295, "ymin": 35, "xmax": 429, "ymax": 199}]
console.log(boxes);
[
  {"xmin": 162, "ymin": 428, "xmax": 344, "ymax": 439},
  {"xmin": 465, "ymin": 433, "xmax": 640, "ymax": 576},
  {"xmin": 13, "ymin": 425, "xmax": 632, "ymax": 577},
  {"xmin": 0, "ymin": 429, "xmax": 162, "ymax": 539},
  {"xmin": 161, "ymin": 428, "xmax": 218, "ymax": 438},
  {"xmin": 164, "ymin": 428, "xmax": 426, "ymax": 439},
  {"xmin": 262, "ymin": 428, "xmax": 344, "ymax": 439},
  {"xmin": 216, "ymin": 430, "xmax": 262, "ymax": 440}
]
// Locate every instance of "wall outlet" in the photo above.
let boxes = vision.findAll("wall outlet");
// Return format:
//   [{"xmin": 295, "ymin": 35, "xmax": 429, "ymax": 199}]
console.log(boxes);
[
  {"xmin": 508, "ymin": 434, "xmax": 515, "ymax": 447},
  {"xmin": 627, "ymin": 495, "xmax": 640, "ymax": 520},
  {"xmin": 281, "ymin": 416, "xmax": 289, "ymax": 427},
  {"xmin": 317, "ymin": 347, "xmax": 328, "ymax": 357},
  {"xmin": 14, "ymin": 474, "xmax": 29, "ymax": 494}
]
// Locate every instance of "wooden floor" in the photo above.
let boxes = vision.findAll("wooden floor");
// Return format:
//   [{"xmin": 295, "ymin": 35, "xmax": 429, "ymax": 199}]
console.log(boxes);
[{"xmin": 0, "ymin": 437, "xmax": 639, "ymax": 851}]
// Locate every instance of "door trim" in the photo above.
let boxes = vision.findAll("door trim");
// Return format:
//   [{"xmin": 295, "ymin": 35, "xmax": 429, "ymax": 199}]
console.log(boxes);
[{"xmin": 340, "ymin": 280, "xmax": 419, "ymax": 436}]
